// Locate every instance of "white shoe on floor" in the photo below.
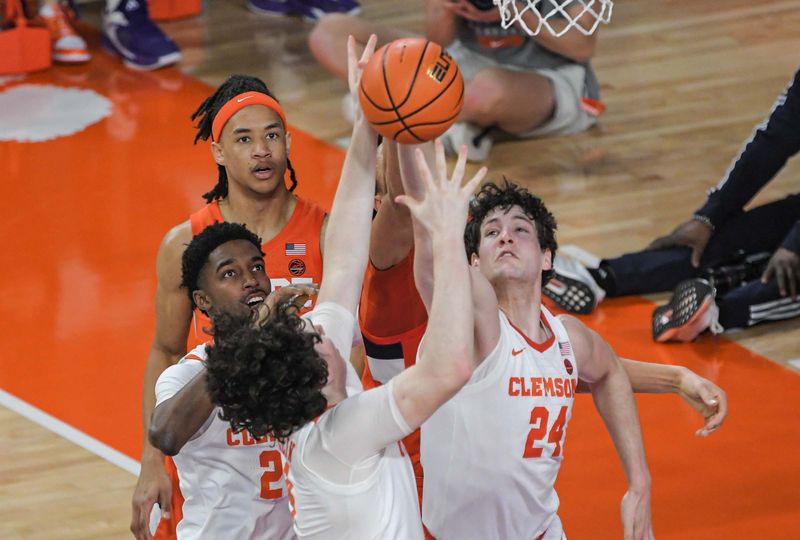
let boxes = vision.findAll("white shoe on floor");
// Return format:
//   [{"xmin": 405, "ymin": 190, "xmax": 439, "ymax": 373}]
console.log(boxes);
[{"xmin": 440, "ymin": 122, "xmax": 493, "ymax": 162}]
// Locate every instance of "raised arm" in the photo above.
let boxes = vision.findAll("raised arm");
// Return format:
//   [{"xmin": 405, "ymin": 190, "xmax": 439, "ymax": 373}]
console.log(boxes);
[
  {"xmin": 561, "ymin": 315, "xmax": 654, "ymax": 540},
  {"xmin": 397, "ymin": 141, "xmax": 436, "ymax": 308},
  {"xmin": 368, "ymin": 140, "xmax": 415, "ymax": 269},
  {"xmin": 316, "ymin": 35, "xmax": 379, "ymax": 314},
  {"xmin": 391, "ymin": 143, "xmax": 486, "ymax": 429}
]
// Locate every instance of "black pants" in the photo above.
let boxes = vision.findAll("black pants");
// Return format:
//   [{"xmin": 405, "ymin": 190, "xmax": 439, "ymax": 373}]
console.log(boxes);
[{"xmin": 603, "ymin": 194, "xmax": 800, "ymax": 328}]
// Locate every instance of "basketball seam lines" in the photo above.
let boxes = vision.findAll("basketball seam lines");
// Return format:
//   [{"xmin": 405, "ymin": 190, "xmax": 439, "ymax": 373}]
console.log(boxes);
[{"xmin": 382, "ymin": 41, "xmax": 428, "ymax": 142}]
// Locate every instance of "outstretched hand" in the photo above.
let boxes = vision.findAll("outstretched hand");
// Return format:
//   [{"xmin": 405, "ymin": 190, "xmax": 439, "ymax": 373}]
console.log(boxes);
[
  {"xmin": 395, "ymin": 140, "xmax": 487, "ymax": 234},
  {"xmin": 647, "ymin": 218, "xmax": 713, "ymax": 268},
  {"xmin": 676, "ymin": 368, "xmax": 727, "ymax": 437}
]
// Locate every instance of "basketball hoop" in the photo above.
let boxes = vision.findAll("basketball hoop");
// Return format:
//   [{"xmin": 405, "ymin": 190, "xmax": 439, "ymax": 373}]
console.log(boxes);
[{"xmin": 493, "ymin": 0, "xmax": 613, "ymax": 37}]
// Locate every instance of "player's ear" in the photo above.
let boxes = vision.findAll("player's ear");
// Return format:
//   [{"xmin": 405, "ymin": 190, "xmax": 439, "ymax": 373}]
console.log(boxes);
[
  {"xmin": 470, "ymin": 253, "xmax": 480, "ymax": 267},
  {"xmin": 211, "ymin": 141, "xmax": 225, "ymax": 167},
  {"xmin": 542, "ymin": 249, "xmax": 553, "ymax": 271},
  {"xmin": 194, "ymin": 289, "xmax": 212, "ymax": 314},
  {"xmin": 285, "ymin": 130, "xmax": 292, "ymax": 155}
]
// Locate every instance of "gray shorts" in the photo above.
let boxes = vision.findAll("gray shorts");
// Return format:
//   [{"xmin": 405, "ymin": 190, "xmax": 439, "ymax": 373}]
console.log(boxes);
[{"xmin": 447, "ymin": 40, "xmax": 597, "ymax": 138}]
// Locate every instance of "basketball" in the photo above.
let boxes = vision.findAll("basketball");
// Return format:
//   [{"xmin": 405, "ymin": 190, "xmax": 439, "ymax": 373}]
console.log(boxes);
[{"xmin": 359, "ymin": 38, "xmax": 464, "ymax": 144}]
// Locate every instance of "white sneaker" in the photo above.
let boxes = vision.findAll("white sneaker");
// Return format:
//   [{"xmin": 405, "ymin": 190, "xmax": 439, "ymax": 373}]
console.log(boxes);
[
  {"xmin": 544, "ymin": 249, "xmax": 606, "ymax": 314},
  {"xmin": 440, "ymin": 122, "xmax": 493, "ymax": 162}
]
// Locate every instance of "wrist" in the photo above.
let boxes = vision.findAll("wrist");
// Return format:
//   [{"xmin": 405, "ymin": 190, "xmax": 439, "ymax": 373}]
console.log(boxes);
[
  {"xmin": 141, "ymin": 442, "xmax": 166, "ymax": 463},
  {"xmin": 691, "ymin": 214, "xmax": 715, "ymax": 232},
  {"xmin": 673, "ymin": 365, "xmax": 690, "ymax": 393}
]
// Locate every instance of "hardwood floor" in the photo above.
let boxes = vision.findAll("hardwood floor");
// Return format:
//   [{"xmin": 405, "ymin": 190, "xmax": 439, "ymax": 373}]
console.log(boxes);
[{"xmin": 3, "ymin": 1, "xmax": 798, "ymax": 538}]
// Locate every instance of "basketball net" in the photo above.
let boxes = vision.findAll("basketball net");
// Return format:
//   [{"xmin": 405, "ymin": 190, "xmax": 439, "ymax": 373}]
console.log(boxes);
[{"xmin": 493, "ymin": 0, "xmax": 613, "ymax": 37}]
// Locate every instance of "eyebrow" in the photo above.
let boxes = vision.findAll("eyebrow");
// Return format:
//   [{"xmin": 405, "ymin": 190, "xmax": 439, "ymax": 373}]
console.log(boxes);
[
  {"xmin": 482, "ymin": 214, "xmax": 534, "ymax": 228},
  {"xmin": 215, "ymin": 258, "xmax": 235, "ymax": 272}
]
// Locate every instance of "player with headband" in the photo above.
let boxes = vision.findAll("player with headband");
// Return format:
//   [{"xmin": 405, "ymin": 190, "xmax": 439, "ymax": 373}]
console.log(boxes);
[{"xmin": 130, "ymin": 74, "xmax": 328, "ymax": 540}]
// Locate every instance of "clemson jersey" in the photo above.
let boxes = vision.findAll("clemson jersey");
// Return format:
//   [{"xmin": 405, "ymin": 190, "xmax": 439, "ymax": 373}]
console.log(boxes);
[
  {"xmin": 358, "ymin": 252, "xmax": 427, "ymax": 498},
  {"xmin": 421, "ymin": 307, "xmax": 577, "ymax": 540},
  {"xmin": 155, "ymin": 344, "xmax": 296, "ymax": 540},
  {"xmin": 283, "ymin": 302, "xmax": 423, "ymax": 540},
  {"xmin": 187, "ymin": 197, "xmax": 326, "ymax": 348}
]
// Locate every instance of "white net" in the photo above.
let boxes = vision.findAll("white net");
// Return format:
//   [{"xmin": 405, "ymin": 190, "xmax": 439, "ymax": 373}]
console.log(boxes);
[{"xmin": 493, "ymin": 0, "xmax": 613, "ymax": 37}]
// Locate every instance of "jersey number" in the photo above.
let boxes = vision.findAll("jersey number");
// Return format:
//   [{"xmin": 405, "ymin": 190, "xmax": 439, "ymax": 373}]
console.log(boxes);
[
  {"xmin": 259, "ymin": 450, "xmax": 284, "ymax": 499},
  {"xmin": 523, "ymin": 406, "xmax": 568, "ymax": 459}
]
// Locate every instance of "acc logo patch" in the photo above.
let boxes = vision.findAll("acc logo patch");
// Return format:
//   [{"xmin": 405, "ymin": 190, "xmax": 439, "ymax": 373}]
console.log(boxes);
[
  {"xmin": 564, "ymin": 358, "xmax": 574, "ymax": 375},
  {"xmin": 288, "ymin": 258, "xmax": 306, "ymax": 277}
]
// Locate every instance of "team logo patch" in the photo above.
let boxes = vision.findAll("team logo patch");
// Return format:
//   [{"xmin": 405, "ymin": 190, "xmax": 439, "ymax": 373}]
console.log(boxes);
[
  {"xmin": 288, "ymin": 258, "xmax": 306, "ymax": 276},
  {"xmin": 564, "ymin": 358, "xmax": 574, "ymax": 375}
]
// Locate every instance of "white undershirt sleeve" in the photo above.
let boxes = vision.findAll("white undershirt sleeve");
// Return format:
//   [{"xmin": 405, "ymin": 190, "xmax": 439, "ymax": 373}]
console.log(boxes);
[{"xmin": 302, "ymin": 379, "xmax": 413, "ymax": 484}]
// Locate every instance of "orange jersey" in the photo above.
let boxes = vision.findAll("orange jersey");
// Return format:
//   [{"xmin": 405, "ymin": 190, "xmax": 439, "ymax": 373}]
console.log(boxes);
[
  {"xmin": 358, "ymin": 251, "xmax": 428, "ymax": 502},
  {"xmin": 187, "ymin": 197, "xmax": 326, "ymax": 349}
]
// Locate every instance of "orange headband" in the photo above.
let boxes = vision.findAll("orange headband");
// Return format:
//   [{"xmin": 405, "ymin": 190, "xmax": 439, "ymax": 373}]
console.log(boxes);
[{"xmin": 211, "ymin": 91, "xmax": 288, "ymax": 142}]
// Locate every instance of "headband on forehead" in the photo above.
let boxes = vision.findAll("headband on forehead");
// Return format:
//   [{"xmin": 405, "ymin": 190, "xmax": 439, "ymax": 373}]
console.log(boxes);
[{"xmin": 211, "ymin": 91, "xmax": 289, "ymax": 142}]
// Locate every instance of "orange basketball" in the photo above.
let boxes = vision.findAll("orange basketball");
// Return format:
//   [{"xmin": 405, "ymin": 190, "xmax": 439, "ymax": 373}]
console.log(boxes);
[{"xmin": 359, "ymin": 38, "xmax": 464, "ymax": 144}]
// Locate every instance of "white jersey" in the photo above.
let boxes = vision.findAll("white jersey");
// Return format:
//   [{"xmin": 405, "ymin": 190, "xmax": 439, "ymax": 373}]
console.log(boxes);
[
  {"xmin": 282, "ymin": 302, "xmax": 425, "ymax": 540},
  {"xmin": 155, "ymin": 345, "xmax": 296, "ymax": 540},
  {"xmin": 421, "ymin": 306, "xmax": 577, "ymax": 540}
]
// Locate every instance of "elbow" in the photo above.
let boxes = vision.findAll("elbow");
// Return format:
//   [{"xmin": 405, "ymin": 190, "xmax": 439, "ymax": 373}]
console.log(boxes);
[{"xmin": 148, "ymin": 420, "xmax": 180, "ymax": 457}]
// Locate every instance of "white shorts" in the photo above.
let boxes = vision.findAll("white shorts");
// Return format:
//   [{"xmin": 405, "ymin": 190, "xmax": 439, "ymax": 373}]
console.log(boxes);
[{"xmin": 446, "ymin": 40, "xmax": 597, "ymax": 138}]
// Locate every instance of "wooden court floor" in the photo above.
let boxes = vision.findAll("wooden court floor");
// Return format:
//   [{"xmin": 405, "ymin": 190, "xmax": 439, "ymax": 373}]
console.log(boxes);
[{"xmin": 1, "ymin": 0, "xmax": 799, "ymax": 538}]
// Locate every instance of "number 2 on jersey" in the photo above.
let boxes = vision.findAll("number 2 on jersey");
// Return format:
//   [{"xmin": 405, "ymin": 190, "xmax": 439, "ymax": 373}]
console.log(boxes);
[
  {"xmin": 260, "ymin": 450, "xmax": 284, "ymax": 499},
  {"xmin": 523, "ymin": 406, "xmax": 568, "ymax": 459}
]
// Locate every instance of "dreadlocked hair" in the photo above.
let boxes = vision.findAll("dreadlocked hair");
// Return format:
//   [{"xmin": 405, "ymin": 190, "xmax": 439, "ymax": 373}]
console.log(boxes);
[
  {"xmin": 180, "ymin": 222, "xmax": 264, "ymax": 309},
  {"xmin": 191, "ymin": 74, "xmax": 298, "ymax": 203},
  {"xmin": 205, "ymin": 306, "xmax": 328, "ymax": 441},
  {"xmin": 464, "ymin": 179, "xmax": 559, "ymax": 285}
]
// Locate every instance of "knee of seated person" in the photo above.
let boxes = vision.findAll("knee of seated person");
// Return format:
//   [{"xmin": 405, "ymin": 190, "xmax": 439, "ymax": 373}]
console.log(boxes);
[{"xmin": 463, "ymin": 74, "xmax": 504, "ymax": 122}]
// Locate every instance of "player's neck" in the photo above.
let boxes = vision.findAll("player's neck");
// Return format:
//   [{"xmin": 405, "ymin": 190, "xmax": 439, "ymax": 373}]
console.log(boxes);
[
  {"xmin": 495, "ymin": 282, "xmax": 546, "ymax": 342},
  {"xmin": 219, "ymin": 188, "xmax": 297, "ymax": 242}
]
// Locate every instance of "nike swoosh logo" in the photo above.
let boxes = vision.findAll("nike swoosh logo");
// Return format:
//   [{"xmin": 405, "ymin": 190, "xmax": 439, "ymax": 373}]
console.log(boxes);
[
  {"xmin": 237, "ymin": 96, "xmax": 254, "ymax": 103},
  {"xmin": 512, "ymin": 348, "xmax": 525, "ymax": 356}
]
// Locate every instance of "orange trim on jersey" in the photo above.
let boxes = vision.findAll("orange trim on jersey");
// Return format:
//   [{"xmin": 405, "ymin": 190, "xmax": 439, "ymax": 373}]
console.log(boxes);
[
  {"xmin": 211, "ymin": 91, "xmax": 288, "ymax": 142},
  {"xmin": 506, "ymin": 311, "xmax": 556, "ymax": 352}
]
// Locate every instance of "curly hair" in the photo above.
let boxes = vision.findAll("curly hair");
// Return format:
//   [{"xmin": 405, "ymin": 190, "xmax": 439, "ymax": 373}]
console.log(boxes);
[
  {"xmin": 464, "ymin": 179, "xmax": 558, "ymax": 285},
  {"xmin": 181, "ymin": 222, "xmax": 264, "ymax": 308},
  {"xmin": 191, "ymin": 74, "xmax": 299, "ymax": 202},
  {"xmin": 205, "ymin": 307, "xmax": 328, "ymax": 440}
]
